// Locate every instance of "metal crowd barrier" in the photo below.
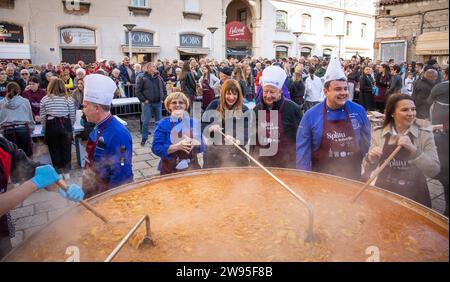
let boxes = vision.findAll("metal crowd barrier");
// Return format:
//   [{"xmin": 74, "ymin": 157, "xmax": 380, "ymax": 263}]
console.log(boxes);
[{"xmin": 111, "ymin": 84, "xmax": 142, "ymax": 116}]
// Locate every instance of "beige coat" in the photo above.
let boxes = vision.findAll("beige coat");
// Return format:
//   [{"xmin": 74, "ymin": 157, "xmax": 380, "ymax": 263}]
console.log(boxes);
[{"xmin": 362, "ymin": 121, "xmax": 440, "ymax": 178}]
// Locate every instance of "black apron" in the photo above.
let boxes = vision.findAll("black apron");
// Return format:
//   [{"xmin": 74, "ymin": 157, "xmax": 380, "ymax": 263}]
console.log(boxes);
[
  {"xmin": 375, "ymin": 135, "xmax": 431, "ymax": 208},
  {"xmin": 160, "ymin": 120, "xmax": 200, "ymax": 175},
  {"xmin": 256, "ymin": 100, "xmax": 296, "ymax": 168},
  {"xmin": 2, "ymin": 123, "xmax": 33, "ymax": 157}
]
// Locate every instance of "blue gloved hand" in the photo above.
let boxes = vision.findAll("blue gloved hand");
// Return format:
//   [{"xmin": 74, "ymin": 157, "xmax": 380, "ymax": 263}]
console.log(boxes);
[
  {"xmin": 31, "ymin": 165, "xmax": 61, "ymax": 190},
  {"xmin": 59, "ymin": 184, "xmax": 85, "ymax": 202}
]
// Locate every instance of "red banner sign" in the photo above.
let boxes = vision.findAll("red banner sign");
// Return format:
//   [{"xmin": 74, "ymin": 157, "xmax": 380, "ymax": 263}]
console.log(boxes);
[{"xmin": 226, "ymin": 21, "xmax": 252, "ymax": 42}]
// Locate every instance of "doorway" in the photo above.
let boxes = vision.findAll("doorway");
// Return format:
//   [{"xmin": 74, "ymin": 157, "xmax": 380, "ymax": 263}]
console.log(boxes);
[{"xmin": 226, "ymin": 0, "xmax": 253, "ymax": 59}]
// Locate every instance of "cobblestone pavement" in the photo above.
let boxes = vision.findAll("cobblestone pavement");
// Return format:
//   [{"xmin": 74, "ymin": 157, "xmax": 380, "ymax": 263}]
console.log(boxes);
[{"xmin": 7, "ymin": 115, "xmax": 448, "ymax": 248}]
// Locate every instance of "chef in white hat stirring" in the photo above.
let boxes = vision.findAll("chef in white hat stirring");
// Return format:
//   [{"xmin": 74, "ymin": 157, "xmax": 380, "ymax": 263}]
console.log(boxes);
[
  {"xmin": 81, "ymin": 74, "xmax": 133, "ymax": 198},
  {"xmin": 251, "ymin": 65, "xmax": 302, "ymax": 168},
  {"xmin": 296, "ymin": 57, "xmax": 371, "ymax": 181}
]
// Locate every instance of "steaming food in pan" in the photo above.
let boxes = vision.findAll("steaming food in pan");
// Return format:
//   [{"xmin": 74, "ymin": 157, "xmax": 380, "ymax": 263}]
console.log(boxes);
[{"xmin": 4, "ymin": 169, "xmax": 448, "ymax": 262}]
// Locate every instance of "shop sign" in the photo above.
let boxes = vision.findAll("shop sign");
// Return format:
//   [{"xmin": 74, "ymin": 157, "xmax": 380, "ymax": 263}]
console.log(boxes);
[
  {"xmin": 0, "ymin": 23, "xmax": 24, "ymax": 43},
  {"xmin": 60, "ymin": 27, "xmax": 96, "ymax": 45},
  {"xmin": 125, "ymin": 31, "xmax": 154, "ymax": 47},
  {"xmin": 180, "ymin": 34, "xmax": 203, "ymax": 48}
]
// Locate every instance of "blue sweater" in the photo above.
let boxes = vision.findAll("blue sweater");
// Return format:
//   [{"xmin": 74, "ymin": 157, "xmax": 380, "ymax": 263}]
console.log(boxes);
[
  {"xmin": 89, "ymin": 115, "xmax": 133, "ymax": 188},
  {"xmin": 296, "ymin": 100, "xmax": 371, "ymax": 171},
  {"xmin": 152, "ymin": 116, "xmax": 206, "ymax": 166}
]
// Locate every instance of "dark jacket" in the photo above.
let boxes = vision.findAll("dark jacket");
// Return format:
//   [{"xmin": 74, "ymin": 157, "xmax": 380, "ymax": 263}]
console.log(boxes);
[
  {"xmin": 39, "ymin": 70, "xmax": 53, "ymax": 89},
  {"xmin": 252, "ymin": 97, "xmax": 302, "ymax": 168},
  {"xmin": 181, "ymin": 72, "xmax": 197, "ymax": 96},
  {"xmin": 288, "ymin": 80, "xmax": 305, "ymax": 106},
  {"xmin": 202, "ymin": 99, "xmax": 251, "ymax": 168},
  {"xmin": 386, "ymin": 74, "xmax": 402, "ymax": 96},
  {"xmin": 413, "ymin": 78, "xmax": 437, "ymax": 119},
  {"xmin": 119, "ymin": 64, "xmax": 135, "ymax": 84},
  {"xmin": 359, "ymin": 74, "xmax": 374, "ymax": 94},
  {"xmin": 136, "ymin": 72, "xmax": 167, "ymax": 104}
]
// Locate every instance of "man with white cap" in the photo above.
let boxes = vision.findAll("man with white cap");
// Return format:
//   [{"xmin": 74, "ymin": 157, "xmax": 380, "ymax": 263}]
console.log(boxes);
[
  {"xmin": 82, "ymin": 74, "xmax": 133, "ymax": 198},
  {"xmin": 296, "ymin": 57, "xmax": 370, "ymax": 181},
  {"xmin": 251, "ymin": 65, "xmax": 302, "ymax": 168}
]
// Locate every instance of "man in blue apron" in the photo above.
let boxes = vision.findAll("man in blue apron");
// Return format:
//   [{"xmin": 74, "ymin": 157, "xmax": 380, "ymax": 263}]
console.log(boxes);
[
  {"xmin": 82, "ymin": 74, "xmax": 133, "ymax": 198},
  {"xmin": 296, "ymin": 57, "xmax": 371, "ymax": 181}
]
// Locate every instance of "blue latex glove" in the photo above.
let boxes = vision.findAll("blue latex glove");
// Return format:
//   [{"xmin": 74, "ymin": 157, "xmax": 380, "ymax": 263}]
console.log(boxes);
[
  {"xmin": 31, "ymin": 165, "xmax": 62, "ymax": 190},
  {"xmin": 59, "ymin": 184, "xmax": 84, "ymax": 202}
]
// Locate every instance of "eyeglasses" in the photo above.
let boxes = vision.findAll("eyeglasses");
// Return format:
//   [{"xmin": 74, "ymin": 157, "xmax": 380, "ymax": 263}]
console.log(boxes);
[
  {"xmin": 170, "ymin": 101, "xmax": 186, "ymax": 105},
  {"xmin": 21, "ymin": 73, "xmax": 29, "ymax": 76}
]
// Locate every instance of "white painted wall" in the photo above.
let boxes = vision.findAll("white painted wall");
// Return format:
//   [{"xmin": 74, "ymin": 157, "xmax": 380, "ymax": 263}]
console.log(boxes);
[{"xmin": 0, "ymin": 0, "xmax": 375, "ymax": 63}]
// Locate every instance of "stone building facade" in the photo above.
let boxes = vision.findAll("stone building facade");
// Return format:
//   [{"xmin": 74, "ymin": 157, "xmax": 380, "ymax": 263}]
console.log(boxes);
[
  {"xmin": 0, "ymin": 0, "xmax": 375, "ymax": 65},
  {"xmin": 374, "ymin": 0, "xmax": 449, "ymax": 65}
]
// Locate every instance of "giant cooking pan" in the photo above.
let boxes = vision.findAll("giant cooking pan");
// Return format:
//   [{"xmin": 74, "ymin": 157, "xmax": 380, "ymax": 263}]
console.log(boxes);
[{"xmin": 3, "ymin": 168, "xmax": 449, "ymax": 262}]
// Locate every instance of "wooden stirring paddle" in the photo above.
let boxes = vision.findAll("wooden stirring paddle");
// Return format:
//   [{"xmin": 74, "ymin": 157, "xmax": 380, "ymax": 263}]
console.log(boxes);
[{"xmin": 57, "ymin": 179, "xmax": 109, "ymax": 223}]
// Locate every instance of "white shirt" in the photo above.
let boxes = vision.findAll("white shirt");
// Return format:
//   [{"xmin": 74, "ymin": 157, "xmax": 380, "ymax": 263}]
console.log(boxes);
[{"xmin": 304, "ymin": 75, "xmax": 325, "ymax": 102}]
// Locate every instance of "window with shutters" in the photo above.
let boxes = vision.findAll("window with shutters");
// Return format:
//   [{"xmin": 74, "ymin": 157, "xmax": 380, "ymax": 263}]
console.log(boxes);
[
  {"xmin": 276, "ymin": 10, "xmax": 288, "ymax": 31},
  {"xmin": 324, "ymin": 17, "xmax": 333, "ymax": 35},
  {"xmin": 301, "ymin": 14, "xmax": 311, "ymax": 33},
  {"xmin": 185, "ymin": 0, "xmax": 199, "ymax": 12},
  {"xmin": 131, "ymin": 0, "xmax": 146, "ymax": 7},
  {"xmin": 346, "ymin": 21, "xmax": 352, "ymax": 37}
]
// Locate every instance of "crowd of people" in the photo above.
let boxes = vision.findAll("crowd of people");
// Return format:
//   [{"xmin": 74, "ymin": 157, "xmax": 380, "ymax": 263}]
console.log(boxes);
[{"xmin": 0, "ymin": 53, "xmax": 448, "ymax": 259}]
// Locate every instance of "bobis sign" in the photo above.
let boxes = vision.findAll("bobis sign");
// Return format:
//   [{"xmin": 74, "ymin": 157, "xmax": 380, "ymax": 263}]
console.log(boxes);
[
  {"xmin": 226, "ymin": 21, "xmax": 251, "ymax": 42},
  {"xmin": 125, "ymin": 31, "xmax": 154, "ymax": 47},
  {"xmin": 180, "ymin": 34, "xmax": 203, "ymax": 48}
]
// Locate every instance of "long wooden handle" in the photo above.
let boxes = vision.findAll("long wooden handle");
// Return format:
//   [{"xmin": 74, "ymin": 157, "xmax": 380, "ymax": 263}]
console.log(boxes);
[
  {"xmin": 352, "ymin": 145, "xmax": 402, "ymax": 203},
  {"xmin": 57, "ymin": 180, "xmax": 109, "ymax": 223}
]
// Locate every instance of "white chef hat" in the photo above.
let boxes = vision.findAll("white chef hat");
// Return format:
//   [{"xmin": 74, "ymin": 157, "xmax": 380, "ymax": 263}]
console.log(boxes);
[
  {"xmin": 261, "ymin": 65, "xmax": 287, "ymax": 90},
  {"xmin": 323, "ymin": 57, "xmax": 347, "ymax": 84},
  {"xmin": 83, "ymin": 74, "xmax": 117, "ymax": 106}
]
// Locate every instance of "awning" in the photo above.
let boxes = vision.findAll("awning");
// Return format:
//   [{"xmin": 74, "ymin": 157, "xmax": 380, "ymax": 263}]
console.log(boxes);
[
  {"xmin": 177, "ymin": 47, "xmax": 209, "ymax": 55},
  {"xmin": 416, "ymin": 32, "xmax": 449, "ymax": 55},
  {"xmin": 226, "ymin": 48, "xmax": 251, "ymax": 56},
  {"xmin": 0, "ymin": 43, "xmax": 30, "ymax": 59},
  {"xmin": 121, "ymin": 46, "xmax": 161, "ymax": 54},
  {"xmin": 226, "ymin": 21, "xmax": 252, "ymax": 42}
]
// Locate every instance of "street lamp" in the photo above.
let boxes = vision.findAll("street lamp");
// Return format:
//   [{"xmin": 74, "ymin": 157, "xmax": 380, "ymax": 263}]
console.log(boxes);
[
  {"xmin": 124, "ymin": 24, "xmax": 136, "ymax": 63},
  {"xmin": 207, "ymin": 27, "xmax": 218, "ymax": 59},
  {"xmin": 293, "ymin": 31, "xmax": 303, "ymax": 58},
  {"xmin": 336, "ymin": 34, "xmax": 344, "ymax": 59}
]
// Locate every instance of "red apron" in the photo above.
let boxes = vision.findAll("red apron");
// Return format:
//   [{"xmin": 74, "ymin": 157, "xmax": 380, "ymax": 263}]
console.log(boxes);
[
  {"xmin": 201, "ymin": 79, "xmax": 215, "ymax": 110},
  {"xmin": 257, "ymin": 100, "xmax": 296, "ymax": 168},
  {"xmin": 160, "ymin": 120, "xmax": 200, "ymax": 175},
  {"xmin": 375, "ymin": 135, "xmax": 431, "ymax": 207},
  {"xmin": 0, "ymin": 145, "xmax": 12, "ymax": 240},
  {"xmin": 312, "ymin": 104, "xmax": 363, "ymax": 181},
  {"xmin": 82, "ymin": 115, "xmax": 113, "ymax": 198},
  {"xmin": 0, "ymin": 147, "xmax": 11, "ymax": 193}
]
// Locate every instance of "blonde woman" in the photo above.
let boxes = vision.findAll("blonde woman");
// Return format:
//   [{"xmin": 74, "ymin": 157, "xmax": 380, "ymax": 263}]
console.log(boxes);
[
  {"xmin": 202, "ymin": 79, "xmax": 250, "ymax": 168},
  {"xmin": 40, "ymin": 78, "xmax": 76, "ymax": 179},
  {"xmin": 152, "ymin": 92, "xmax": 205, "ymax": 175}
]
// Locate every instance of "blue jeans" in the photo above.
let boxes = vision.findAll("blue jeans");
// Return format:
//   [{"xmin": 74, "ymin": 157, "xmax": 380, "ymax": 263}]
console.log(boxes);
[{"xmin": 141, "ymin": 102, "xmax": 162, "ymax": 141}]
